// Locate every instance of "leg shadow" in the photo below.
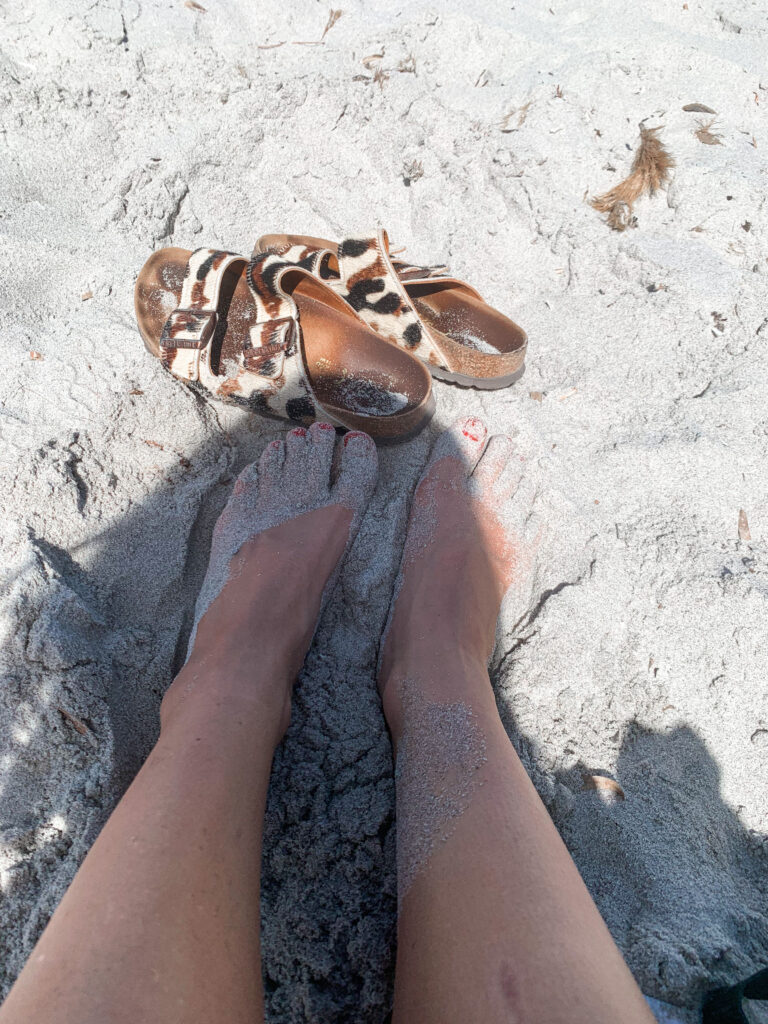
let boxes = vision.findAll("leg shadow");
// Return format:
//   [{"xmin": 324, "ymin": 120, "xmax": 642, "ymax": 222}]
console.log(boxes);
[{"xmin": 509, "ymin": 716, "xmax": 768, "ymax": 1015}]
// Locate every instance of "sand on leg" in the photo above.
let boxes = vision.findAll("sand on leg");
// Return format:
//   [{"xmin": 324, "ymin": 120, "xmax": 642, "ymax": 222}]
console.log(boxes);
[
  {"xmin": 379, "ymin": 417, "xmax": 655, "ymax": 1024},
  {"xmin": 0, "ymin": 424, "xmax": 378, "ymax": 1024}
]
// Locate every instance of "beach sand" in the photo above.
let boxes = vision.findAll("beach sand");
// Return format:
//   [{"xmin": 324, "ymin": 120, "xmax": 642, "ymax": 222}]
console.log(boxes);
[{"xmin": 0, "ymin": 0, "xmax": 766, "ymax": 1019}]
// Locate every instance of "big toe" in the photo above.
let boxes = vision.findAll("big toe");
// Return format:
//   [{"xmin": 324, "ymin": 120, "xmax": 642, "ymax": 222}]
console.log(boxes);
[{"xmin": 332, "ymin": 430, "xmax": 378, "ymax": 511}]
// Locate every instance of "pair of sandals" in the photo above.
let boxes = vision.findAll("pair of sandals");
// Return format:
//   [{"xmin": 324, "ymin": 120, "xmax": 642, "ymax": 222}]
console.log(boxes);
[{"xmin": 134, "ymin": 229, "xmax": 527, "ymax": 441}]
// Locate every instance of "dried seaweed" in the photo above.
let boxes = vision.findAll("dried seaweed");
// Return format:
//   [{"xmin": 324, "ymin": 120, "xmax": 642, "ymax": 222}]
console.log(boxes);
[
  {"xmin": 500, "ymin": 100, "xmax": 531, "ymax": 132},
  {"xmin": 695, "ymin": 118, "xmax": 723, "ymax": 145},
  {"xmin": 591, "ymin": 126, "xmax": 674, "ymax": 231}
]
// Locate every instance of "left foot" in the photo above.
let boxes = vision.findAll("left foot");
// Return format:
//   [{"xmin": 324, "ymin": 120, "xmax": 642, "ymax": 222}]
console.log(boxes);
[{"xmin": 162, "ymin": 424, "xmax": 378, "ymax": 738}]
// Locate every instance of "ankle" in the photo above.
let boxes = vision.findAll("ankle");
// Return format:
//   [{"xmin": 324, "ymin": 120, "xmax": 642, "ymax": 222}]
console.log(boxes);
[
  {"xmin": 378, "ymin": 640, "xmax": 490, "ymax": 701},
  {"xmin": 160, "ymin": 658, "xmax": 293, "ymax": 748},
  {"xmin": 378, "ymin": 656, "xmax": 494, "ymax": 743}
]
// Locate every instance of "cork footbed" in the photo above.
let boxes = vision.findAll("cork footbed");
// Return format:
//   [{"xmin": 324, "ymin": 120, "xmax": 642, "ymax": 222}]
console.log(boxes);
[
  {"xmin": 256, "ymin": 233, "xmax": 527, "ymax": 383},
  {"xmin": 134, "ymin": 248, "xmax": 434, "ymax": 440}
]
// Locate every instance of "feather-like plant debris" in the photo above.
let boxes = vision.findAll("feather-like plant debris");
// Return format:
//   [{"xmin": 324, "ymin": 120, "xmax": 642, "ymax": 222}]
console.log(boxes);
[
  {"xmin": 695, "ymin": 118, "xmax": 723, "ymax": 145},
  {"xmin": 591, "ymin": 126, "xmax": 675, "ymax": 231}
]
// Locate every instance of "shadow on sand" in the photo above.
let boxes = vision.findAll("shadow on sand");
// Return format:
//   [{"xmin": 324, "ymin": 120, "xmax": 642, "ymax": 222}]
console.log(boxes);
[{"xmin": 1, "ymin": 404, "xmax": 766, "ymax": 1024}]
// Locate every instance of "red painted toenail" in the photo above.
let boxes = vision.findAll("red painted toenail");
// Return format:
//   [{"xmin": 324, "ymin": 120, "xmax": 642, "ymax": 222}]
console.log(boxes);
[
  {"xmin": 291, "ymin": 427, "xmax": 307, "ymax": 437},
  {"xmin": 461, "ymin": 417, "xmax": 485, "ymax": 443},
  {"xmin": 344, "ymin": 431, "xmax": 368, "ymax": 446},
  {"xmin": 317, "ymin": 422, "xmax": 335, "ymax": 431}
]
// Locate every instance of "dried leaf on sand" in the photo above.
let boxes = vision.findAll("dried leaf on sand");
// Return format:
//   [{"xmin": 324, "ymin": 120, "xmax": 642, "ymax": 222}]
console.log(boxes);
[
  {"xmin": 321, "ymin": 9, "xmax": 343, "ymax": 40},
  {"xmin": 738, "ymin": 509, "xmax": 751, "ymax": 541},
  {"xmin": 295, "ymin": 8, "xmax": 342, "ymax": 44},
  {"xmin": 683, "ymin": 102, "xmax": 716, "ymax": 113},
  {"xmin": 583, "ymin": 774, "xmax": 625, "ymax": 800},
  {"xmin": 591, "ymin": 126, "xmax": 674, "ymax": 231}
]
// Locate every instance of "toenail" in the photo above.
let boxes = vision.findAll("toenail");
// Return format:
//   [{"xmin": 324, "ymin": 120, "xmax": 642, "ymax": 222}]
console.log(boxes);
[
  {"xmin": 344, "ymin": 430, "xmax": 371, "ymax": 447},
  {"xmin": 316, "ymin": 422, "xmax": 335, "ymax": 431},
  {"xmin": 290, "ymin": 427, "xmax": 307, "ymax": 437},
  {"xmin": 269, "ymin": 439, "xmax": 281, "ymax": 449},
  {"xmin": 461, "ymin": 417, "xmax": 485, "ymax": 443}
]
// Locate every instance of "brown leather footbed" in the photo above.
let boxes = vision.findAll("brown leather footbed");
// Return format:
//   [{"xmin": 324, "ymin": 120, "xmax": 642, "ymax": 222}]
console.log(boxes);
[{"xmin": 134, "ymin": 248, "xmax": 434, "ymax": 439}]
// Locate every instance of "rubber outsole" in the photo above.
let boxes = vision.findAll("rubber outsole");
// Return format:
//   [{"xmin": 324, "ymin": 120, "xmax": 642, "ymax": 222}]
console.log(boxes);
[{"xmin": 428, "ymin": 362, "xmax": 526, "ymax": 390}]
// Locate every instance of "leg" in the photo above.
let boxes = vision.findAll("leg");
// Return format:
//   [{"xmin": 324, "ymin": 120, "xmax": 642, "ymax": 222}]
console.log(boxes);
[
  {"xmin": 0, "ymin": 425, "xmax": 378, "ymax": 1024},
  {"xmin": 379, "ymin": 418, "xmax": 654, "ymax": 1024}
]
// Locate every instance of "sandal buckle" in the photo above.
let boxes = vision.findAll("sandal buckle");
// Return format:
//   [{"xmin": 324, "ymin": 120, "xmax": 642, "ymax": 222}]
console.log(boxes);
[
  {"xmin": 261, "ymin": 315, "xmax": 298, "ymax": 351},
  {"xmin": 161, "ymin": 308, "xmax": 218, "ymax": 350}
]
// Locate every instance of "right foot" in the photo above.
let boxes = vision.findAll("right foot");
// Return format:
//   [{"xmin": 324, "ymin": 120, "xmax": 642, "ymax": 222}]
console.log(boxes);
[
  {"xmin": 162, "ymin": 423, "xmax": 378, "ymax": 738},
  {"xmin": 378, "ymin": 417, "xmax": 538, "ymax": 725}
]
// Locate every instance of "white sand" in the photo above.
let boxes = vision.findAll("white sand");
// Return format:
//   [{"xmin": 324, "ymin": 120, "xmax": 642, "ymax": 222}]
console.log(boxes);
[{"xmin": 1, "ymin": 0, "xmax": 767, "ymax": 1019}]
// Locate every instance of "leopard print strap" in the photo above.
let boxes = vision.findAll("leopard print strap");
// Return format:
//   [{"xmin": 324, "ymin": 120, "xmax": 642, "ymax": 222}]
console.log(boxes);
[
  {"xmin": 160, "ymin": 248, "xmax": 245, "ymax": 380},
  {"xmin": 235, "ymin": 253, "xmax": 322, "ymax": 423},
  {"xmin": 257, "ymin": 241, "xmax": 338, "ymax": 280},
  {"xmin": 334, "ymin": 228, "xmax": 448, "ymax": 367},
  {"xmin": 160, "ymin": 249, "xmax": 323, "ymax": 425}
]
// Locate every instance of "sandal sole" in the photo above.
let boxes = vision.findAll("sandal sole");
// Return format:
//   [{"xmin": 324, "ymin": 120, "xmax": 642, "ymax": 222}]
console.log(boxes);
[{"xmin": 428, "ymin": 363, "xmax": 526, "ymax": 390}]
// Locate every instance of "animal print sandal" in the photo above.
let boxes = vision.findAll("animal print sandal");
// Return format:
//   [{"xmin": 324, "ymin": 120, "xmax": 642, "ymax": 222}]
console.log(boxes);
[
  {"xmin": 253, "ymin": 229, "xmax": 528, "ymax": 389},
  {"xmin": 134, "ymin": 247, "xmax": 435, "ymax": 440}
]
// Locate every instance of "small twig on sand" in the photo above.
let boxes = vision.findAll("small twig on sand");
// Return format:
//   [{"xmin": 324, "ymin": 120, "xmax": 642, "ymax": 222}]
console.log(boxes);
[
  {"xmin": 58, "ymin": 707, "xmax": 91, "ymax": 736},
  {"xmin": 591, "ymin": 126, "xmax": 674, "ymax": 231}
]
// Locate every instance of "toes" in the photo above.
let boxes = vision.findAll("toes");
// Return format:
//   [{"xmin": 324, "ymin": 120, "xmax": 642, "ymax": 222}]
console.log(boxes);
[
  {"xmin": 307, "ymin": 421, "xmax": 337, "ymax": 473},
  {"xmin": 232, "ymin": 460, "xmax": 259, "ymax": 497},
  {"xmin": 259, "ymin": 438, "xmax": 284, "ymax": 487},
  {"xmin": 332, "ymin": 430, "xmax": 378, "ymax": 509},
  {"xmin": 495, "ymin": 450, "xmax": 531, "ymax": 503},
  {"xmin": 427, "ymin": 416, "xmax": 488, "ymax": 476},
  {"xmin": 285, "ymin": 426, "xmax": 309, "ymax": 468},
  {"xmin": 472, "ymin": 434, "xmax": 517, "ymax": 492}
]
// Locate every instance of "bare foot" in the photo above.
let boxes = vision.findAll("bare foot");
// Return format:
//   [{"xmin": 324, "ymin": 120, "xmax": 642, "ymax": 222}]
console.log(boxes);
[
  {"xmin": 163, "ymin": 423, "xmax": 378, "ymax": 740},
  {"xmin": 378, "ymin": 416, "xmax": 537, "ymax": 732}
]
